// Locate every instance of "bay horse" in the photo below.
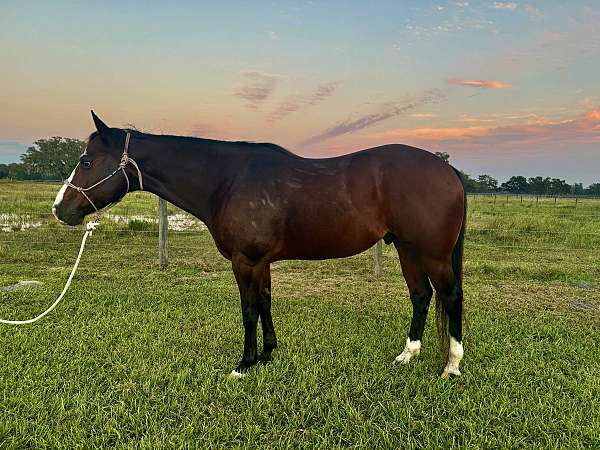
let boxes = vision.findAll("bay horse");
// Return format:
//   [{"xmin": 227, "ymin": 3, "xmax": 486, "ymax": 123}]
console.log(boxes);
[{"xmin": 53, "ymin": 111, "xmax": 466, "ymax": 378}]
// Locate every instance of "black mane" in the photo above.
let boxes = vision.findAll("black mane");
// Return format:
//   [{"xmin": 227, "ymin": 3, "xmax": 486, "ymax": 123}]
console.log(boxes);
[{"xmin": 88, "ymin": 129, "xmax": 294, "ymax": 157}]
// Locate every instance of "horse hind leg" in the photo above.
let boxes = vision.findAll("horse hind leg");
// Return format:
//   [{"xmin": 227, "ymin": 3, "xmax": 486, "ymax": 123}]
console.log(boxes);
[
  {"xmin": 394, "ymin": 247, "xmax": 433, "ymax": 365},
  {"xmin": 426, "ymin": 258, "xmax": 464, "ymax": 377}
]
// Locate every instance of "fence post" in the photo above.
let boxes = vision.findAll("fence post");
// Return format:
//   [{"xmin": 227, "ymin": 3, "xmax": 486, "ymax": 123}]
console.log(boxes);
[
  {"xmin": 374, "ymin": 240, "xmax": 383, "ymax": 276},
  {"xmin": 158, "ymin": 197, "xmax": 168, "ymax": 270}
]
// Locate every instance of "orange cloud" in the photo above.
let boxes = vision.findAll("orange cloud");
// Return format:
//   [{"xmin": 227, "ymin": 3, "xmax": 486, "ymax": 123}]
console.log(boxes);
[
  {"xmin": 585, "ymin": 109, "xmax": 600, "ymax": 121},
  {"xmin": 364, "ymin": 109, "xmax": 600, "ymax": 149},
  {"xmin": 447, "ymin": 78, "xmax": 512, "ymax": 89},
  {"xmin": 368, "ymin": 126, "xmax": 490, "ymax": 141}
]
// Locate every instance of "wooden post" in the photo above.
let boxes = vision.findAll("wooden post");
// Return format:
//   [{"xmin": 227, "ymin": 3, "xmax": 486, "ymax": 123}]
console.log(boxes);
[
  {"xmin": 158, "ymin": 197, "xmax": 168, "ymax": 269},
  {"xmin": 374, "ymin": 240, "xmax": 383, "ymax": 276},
  {"xmin": 575, "ymin": 197, "xmax": 578, "ymax": 207}
]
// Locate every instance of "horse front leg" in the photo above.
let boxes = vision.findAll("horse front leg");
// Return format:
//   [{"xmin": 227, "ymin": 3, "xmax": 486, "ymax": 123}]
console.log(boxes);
[
  {"xmin": 257, "ymin": 264, "xmax": 277, "ymax": 363},
  {"xmin": 230, "ymin": 254, "xmax": 265, "ymax": 378}
]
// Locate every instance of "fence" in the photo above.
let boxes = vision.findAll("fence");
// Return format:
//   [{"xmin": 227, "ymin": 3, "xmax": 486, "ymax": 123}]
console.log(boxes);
[{"xmin": 2, "ymin": 187, "xmax": 600, "ymax": 276}]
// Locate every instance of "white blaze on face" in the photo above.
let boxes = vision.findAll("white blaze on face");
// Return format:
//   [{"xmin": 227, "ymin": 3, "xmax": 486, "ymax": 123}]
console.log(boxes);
[
  {"xmin": 395, "ymin": 337, "xmax": 421, "ymax": 364},
  {"xmin": 442, "ymin": 337, "xmax": 464, "ymax": 377},
  {"xmin": 52, "ymin": 167, "xmax": 76, "ymax": 220}
]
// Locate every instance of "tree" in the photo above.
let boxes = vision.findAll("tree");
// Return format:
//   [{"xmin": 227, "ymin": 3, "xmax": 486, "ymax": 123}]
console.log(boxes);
[
  {"xmin": 20, "ymin": 137, "xmax": 85, "ymax": 180},
  {"xmin": 527, "ymin": 176, "xmax": 550, "ymax": 195},
  {"xmin": 586, "ymin": 183, "xmax": 600, "ymax": 196},
  {"xmin": 457, "ymin": 171, "xmax": 480, "ymax": 192},
  {"xmin": 547, "ymin": 178, "xmax": 571, "ymax": 195},
  {"xmin": 500, "ymin": 176, "xmax": 528, "ymax": 193},
  {"xmin": 571, "ymin": 182, "xmax": 584, "ymax": 195},
  {"xmin": 477, "ymin": 174, "xmax": 498, "ymax": 192},
  {"xmin": 435, "ymin": 151, "xmax": 450, "ymax": 163}
]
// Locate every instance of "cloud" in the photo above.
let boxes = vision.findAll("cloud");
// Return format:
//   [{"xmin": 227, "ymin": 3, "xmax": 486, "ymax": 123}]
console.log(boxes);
[
  {"xmin": 585, "ymin": 109, "xmax": 600, "ymax": 121},
  {"xmin": 268, "ymin": 31, "xmax": 278, "ymax": 40},
  {"xmin": 301, "ymin": 88, "xmax": 446, "ymax": 147},
  {"xmin": 365, "ymin": 109, "xmax": 600, "ymax": 149},
  {"xmin": 368, "ymin": 126, "xmax": 489, "ymax": 141},
  {"xmin": 411, "ymin": 113, "xmax": 438, "ymax": 118},
  {"xmin": 234, "ymin": 70, "xmax": 281, "ymax": 109},
  {"xmin": 269, "ymin": 81, "xmax": 342, "ymax": 121},
  {"xmin": 447, "ymin": 78, "xmax": 512, "ymax": 89},
  {"xmin": 493, "ymin": 2, "xmax": 517, "ymax": 10}
]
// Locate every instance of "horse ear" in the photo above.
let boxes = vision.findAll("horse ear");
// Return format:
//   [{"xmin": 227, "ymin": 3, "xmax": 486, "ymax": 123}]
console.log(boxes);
[{"xmin": 91, "ymin": 110, "xmax": 110, "ymax": 134}]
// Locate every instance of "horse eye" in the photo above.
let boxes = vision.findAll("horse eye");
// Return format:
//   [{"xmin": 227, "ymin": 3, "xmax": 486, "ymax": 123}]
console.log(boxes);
[{"xmin": 81, "ymin": 161, "xmax": 92, "ymax": 169}]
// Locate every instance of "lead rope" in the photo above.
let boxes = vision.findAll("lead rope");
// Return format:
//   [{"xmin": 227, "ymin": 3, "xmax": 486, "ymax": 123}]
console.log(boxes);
[
  {"xmin": 0, "ymin": 220, "xmax": 98, "ymax": 324},
  {"xmin": 0, "ymin": 131, "xmax": 143, "ymax": 325}
]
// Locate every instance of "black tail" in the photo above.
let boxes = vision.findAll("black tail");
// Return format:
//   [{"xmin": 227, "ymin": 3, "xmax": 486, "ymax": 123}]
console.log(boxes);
[
  {"xmin": 436, "ymin": 167, "xmax": 467, "ymax": 362},
  {"xmin": 452, "ymin": 168, "xmax": 466, "ymax": 288}
]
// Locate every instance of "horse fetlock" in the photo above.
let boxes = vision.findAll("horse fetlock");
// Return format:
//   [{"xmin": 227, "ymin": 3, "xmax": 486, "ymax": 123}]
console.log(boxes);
[
  {"xmin": 394, "ymin": 338, "xmax": 421, "ymax": 364},
  {"xmin": 441, "ymin": 337, "xmax": 463, "ymax": 378}
]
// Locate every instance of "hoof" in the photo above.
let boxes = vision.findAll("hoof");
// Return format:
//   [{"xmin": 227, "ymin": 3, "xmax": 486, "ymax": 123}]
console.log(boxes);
[
  {"xmin": 257, "ymin": 352, "xmax": 273, "ymax": 364},
  {"xmin": 228, "ymin": 369, "xmax": 246, "ymax": 379},
  {"xmin": 394, "ymin": 351, "xmax": 414, "ymax": 365},
  {"xmin": 228, "ymin": 358, "xmax": 257, "ymax": 379},
  {"xmin": 394, "ymin": 338, "xmax": 421, "ymax": 365},
  {"xmin": 440, "ymin": 367, "xmax": 461, "ymax": 379}
]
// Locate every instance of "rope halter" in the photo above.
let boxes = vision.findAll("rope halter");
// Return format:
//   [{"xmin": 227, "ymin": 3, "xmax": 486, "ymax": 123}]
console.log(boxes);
[{"xmin": 63, "ymin": 131, "xmax": 144, "ymax": 220}]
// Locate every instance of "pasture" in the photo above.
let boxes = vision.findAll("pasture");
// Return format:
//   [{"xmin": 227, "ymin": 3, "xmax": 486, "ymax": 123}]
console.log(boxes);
[{"xmin": 1, "ymin": 180, "xmax": 599, "ymax": 448}]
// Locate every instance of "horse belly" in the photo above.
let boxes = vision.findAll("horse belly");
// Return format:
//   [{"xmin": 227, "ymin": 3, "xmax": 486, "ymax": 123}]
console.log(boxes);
[{"xmin": 281, "ymin": 207, "xmax": 381, "ymax": 260}]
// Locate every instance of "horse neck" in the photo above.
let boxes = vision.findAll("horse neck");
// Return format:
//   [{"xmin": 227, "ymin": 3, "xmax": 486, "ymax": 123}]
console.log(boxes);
[{"xmin": 130, "ymin": 134, "xmax": 236, "ymax": 226}]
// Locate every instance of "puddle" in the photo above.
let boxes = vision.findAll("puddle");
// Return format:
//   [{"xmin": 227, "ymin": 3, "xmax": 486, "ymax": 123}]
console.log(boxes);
[
  {"xmin": 569, "ymin": 301, "xmax": 598, "ymax": 312},
  {"xmin": 106, "ymin": 213, "xmax": 207, "ymax": 231},
  {"xmin": 1, "ymin": 213, "xmax": 43, "ymax": 232},
  {"xmin": 1, "ymin": 212, "xmax": 206, "ymax": 232},
  {"xmin": 0, "ymin": 280, "xmax": 44, "ymax": 292}
]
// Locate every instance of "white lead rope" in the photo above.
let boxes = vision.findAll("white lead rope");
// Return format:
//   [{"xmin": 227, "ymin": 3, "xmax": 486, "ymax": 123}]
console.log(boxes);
[
  {"xmin": 1, "ymin": 131, "xmax": 142, "ymax": 325},
  {"xmin": 0, "ymin": 221, "xmax": 98, "ymax": 325}
]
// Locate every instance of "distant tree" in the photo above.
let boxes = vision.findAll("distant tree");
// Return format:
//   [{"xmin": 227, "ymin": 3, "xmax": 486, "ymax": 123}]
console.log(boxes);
[
  {"xmin": 547, "ymin": 178, "xmax": 571, "ymax": 195},
  {"xmin": 500, "ymin": 175, "xmax": 528, "ymax": 193},
  {"xmin": 0, "ymin": 163, "xmax": 8, "ymax": 179},
  {"xmin": 20, "ymin": 137, "xmax": 85, "ymax": 180},
  {"xmin": 477, "ymin": 174, "xmax": 498, "ymax": 192},
  {"xmin": 586, "ymin": 183, "xmax": 600, "ymax": 196},
  {"xmin": 435, "ymin": 151, "xmax": 450, "ymax": 163},
  {"xmin": 457, "ymin": 171, "xmax": 481, "ymax": 192},
  {"xmin": 571, "ymin": 182, "xmax": 584, "ymax": 195},
  {"xmin": 5, "ymin": 163, "xmax": 31, "ymax": 180},
  {"xmin": 527, "ymin": 176, "xmax": 551, "ymax": 195}
]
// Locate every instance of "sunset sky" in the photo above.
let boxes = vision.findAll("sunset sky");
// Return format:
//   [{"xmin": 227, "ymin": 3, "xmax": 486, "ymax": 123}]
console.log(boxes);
[{"xmin": 1, "ymin": 1, "xmax": 599, "ymax": 183}]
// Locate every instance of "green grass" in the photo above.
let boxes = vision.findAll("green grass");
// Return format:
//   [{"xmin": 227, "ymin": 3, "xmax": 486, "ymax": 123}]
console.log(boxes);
[{"xmin": 1, "ymin": 180, "xmax": 599, "ymax": 448}]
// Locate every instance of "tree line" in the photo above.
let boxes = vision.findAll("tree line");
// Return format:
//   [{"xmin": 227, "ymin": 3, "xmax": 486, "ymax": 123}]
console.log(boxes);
[
  {"xmin": 433, "ymin": 152, "xmax": 600, "ymax": 196},
  {"xmin": 0, "ymin": 137, "xmax": 85, "ymax": 181},
  {"xmin": 0, "ymin": 139, "xmax": 598, "ymax": 196}
]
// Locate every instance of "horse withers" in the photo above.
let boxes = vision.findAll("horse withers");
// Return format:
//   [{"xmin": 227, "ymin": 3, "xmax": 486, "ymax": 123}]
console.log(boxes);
[{"xmin": 53, "ymin": 111, "xmax": 466, "ymax": 378}]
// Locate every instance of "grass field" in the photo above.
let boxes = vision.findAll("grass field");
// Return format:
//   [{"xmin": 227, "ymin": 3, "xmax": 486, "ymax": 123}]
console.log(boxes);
[{"xmin": 1, "ymin": 180, "xmax": 599, "ymax": 448}]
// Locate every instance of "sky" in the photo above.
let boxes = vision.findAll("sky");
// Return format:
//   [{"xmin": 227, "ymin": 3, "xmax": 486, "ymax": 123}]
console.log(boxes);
[{"xmin": 1, "ymin": 0, "xmax": 599, "ymax": 184}]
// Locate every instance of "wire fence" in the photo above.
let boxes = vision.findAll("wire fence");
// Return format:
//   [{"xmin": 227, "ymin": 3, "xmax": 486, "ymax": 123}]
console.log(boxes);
[{"xmin": 2, "ymin": 189, "xmax": 600, "ymax": 275}]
